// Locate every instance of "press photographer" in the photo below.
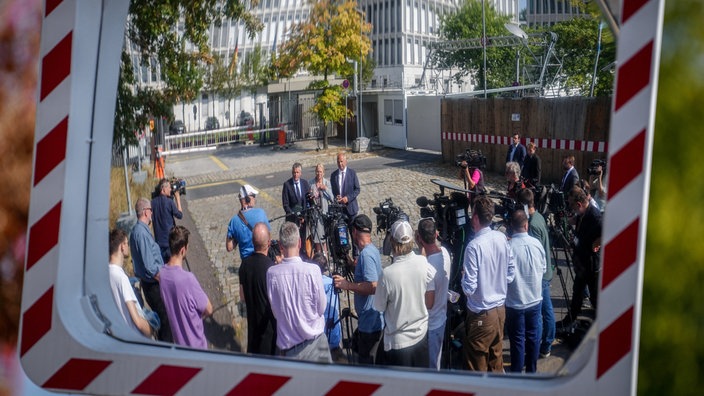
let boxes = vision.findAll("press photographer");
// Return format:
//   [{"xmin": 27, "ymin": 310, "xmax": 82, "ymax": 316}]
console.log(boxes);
[
  {"xmin": 372, "ymin": 198, "xmax": 408, "ymax": 255},
  {"xmin": 455, "ymin": 149, "xmax": 487, "ymax": 203},
  {"xmin": 588, "ymin": 159, "xmax": 607, "ymax": 212},
  {"xmin": 151, "ymin": 178, "xmax": 183, "ymax": 262}
]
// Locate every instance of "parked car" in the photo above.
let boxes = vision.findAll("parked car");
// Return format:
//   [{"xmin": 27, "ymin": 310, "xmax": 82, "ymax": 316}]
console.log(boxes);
[
  {"xmin": 205, "ymin": 116, "xmax": 220, "ymax": 130},
  {"xmin": 169, "ymin": 120, "xmax": 185, "ymax": 134}
]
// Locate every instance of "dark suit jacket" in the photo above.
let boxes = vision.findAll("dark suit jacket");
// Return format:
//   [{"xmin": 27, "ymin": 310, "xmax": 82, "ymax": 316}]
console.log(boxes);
[
  {"xmin": 560, "ymin": 167, "xmax": 580, "ymax": 195},
  {"xmin": 282, "ymin": 178, "xmax": 310, "ymax": 215},
  {"xmin": 506, "ymin": 143, "xmax": 527, "ymax": 168},
  {"xmin": 330, "ymin": 167, "xmax": 360, "ymax": 218}
]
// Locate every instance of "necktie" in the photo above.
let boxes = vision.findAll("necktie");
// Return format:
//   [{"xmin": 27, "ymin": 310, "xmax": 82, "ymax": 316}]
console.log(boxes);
[
  {"xmin": 295, "ymin": 182, "xmax": 301, "ymax": 202},
  {"xmin": 340, "ymin": 171, "xmax": 345, "ymax": 194}
]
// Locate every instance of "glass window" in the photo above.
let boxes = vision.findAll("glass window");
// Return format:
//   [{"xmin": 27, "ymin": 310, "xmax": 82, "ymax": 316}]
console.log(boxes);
[
  {"xmin": 384, "ymin": 99, "xmax": 393, "ymax": 124},
  {"xmin": 394, "ymin": 99, "xmax": 403, "ymax": 125}
]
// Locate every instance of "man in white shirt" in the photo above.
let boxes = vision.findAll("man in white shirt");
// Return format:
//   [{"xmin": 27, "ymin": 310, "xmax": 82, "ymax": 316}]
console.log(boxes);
[
  {"xmin": 416, "ymin": 218, "xmax": 451, "ymax": 370},
  {"xmin": 461, "ymin": 196, "xmax": 516, "ymax": 372},
  {"xmin": 108, "ymin": 228, "xmax": 153, "ymax": 338}
]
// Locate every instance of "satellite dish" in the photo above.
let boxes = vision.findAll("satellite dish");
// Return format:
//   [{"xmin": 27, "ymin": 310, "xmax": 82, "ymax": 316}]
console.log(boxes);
[{"xmin": 504, "ymin": 23, "xmax": 528, "ymax": 39}]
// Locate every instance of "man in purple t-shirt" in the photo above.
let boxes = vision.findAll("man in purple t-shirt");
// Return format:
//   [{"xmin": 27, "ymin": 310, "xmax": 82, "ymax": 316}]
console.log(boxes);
[{"xmin": 160, "ymin": 226, "xmax": 213, "ymax": 348}]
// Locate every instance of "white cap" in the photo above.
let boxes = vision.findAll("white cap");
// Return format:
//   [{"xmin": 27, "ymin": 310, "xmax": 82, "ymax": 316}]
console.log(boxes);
[
  {"xmin": 390, "ymin": 220, "xmax": 414, "ymax": 244},
  {"xmin": 239, "ymin": 184, "xmax": 259, "ymax": 199}
]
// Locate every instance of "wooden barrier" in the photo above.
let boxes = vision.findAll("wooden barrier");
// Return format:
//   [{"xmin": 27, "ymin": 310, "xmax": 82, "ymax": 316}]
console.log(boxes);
[{"xmin": 441, "ymin": 96, "xmax": 611, "ymax": 184}]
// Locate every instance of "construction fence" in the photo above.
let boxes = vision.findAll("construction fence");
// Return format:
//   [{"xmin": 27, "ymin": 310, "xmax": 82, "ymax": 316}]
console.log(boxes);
[{"xmin": 441, "ymin": 96, "xmax": 612, "ymax": 183}]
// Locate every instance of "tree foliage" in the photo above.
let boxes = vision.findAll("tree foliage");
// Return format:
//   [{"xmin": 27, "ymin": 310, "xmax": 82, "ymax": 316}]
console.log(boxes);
[
  {"xmin": 438, "ymin": 0, "xmax": 513, "ymax": 90},
  {"xmin": 548, "ymin": 16, "xmax": 615, "ymax": 96},
  {"xmin": 115, "ymin": 0, "xmax": 262, "ymax": 143},
  {"xmin": 273, "ymin": 0, "xmax": 371, "ymax": 148}
]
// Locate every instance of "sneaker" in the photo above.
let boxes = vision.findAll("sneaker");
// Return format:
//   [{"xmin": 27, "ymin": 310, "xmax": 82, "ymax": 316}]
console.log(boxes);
[{"xmin": 540, "ymin": 350, "xmax": 551, "ymax": 358}]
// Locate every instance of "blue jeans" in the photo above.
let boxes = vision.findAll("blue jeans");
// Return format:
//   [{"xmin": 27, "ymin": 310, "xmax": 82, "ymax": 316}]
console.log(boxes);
[
  {"xmin": 541, "ymin": 279, "xmax": 556, "ymax": 354},
  {"xmin": 506, "ymin": 303, "xmax": 542, "ymax": 373}
]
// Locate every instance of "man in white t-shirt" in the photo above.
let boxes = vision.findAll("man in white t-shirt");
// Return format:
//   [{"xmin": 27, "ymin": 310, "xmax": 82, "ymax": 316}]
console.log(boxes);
[
  {"xmin": 373, "ymin": 220, "xmax": 436, "ymax": 368},
  {"xmin": 108, "ymin": 228, "xmax": 153, "ymax": 338},
  {"xmin": 416, "ymin": 218, "xmax": 451, "ymax": 370}
]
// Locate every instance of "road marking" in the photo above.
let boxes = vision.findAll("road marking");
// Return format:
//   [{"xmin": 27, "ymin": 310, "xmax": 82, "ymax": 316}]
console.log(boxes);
[
  {"xmin": 209, "ymin": 155, "xmax": 229, "ymax": 171},
  {"xmin": 188, "ymin": 179, "xmax": 278, "ymax": 207}
]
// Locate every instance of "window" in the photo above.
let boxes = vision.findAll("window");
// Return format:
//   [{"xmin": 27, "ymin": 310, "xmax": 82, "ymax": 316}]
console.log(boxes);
[
  {"xmin": 384, "ymin": 99, "xmax": 404, "ymax": 125},
  {"xmin": 393, "ymin": 99, "xmax": 403, "ymax": 125},
  {"xmin": 384, "ymin": 99, "xmax": 393, "ymax": 124}
]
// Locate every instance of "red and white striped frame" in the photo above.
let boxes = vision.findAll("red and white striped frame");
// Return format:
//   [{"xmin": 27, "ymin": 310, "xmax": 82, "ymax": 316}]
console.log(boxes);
[{"xmin": 19, "ymin": 0, "xmax": 663, "ymax": 394}]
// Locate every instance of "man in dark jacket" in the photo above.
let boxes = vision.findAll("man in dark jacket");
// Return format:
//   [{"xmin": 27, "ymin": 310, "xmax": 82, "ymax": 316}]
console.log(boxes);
[{"xmin": 506, "ymin": 133, "xmax": 527, "ymax": 168}]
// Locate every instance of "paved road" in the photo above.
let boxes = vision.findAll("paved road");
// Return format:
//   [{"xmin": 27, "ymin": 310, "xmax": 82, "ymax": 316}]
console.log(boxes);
[{"xmin": 165, "ymin": 138, "xmax": 580, "ymax": 373}]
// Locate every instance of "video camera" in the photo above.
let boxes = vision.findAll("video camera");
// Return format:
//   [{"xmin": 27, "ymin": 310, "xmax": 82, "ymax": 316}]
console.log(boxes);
[
  {"xmin": 455, "ymin": 149, "xmax": 487, "ymax": 169},
  {"xmin": 152, "ymin": 177, "xmax": 186, "ymax": 199},
  {"xmin": 170, "ymin": 177, "xmax": 187, "ymax": 196},
  {"xmin": 588, "ymin": 159, "xmax": 607, "ymax": 176},
  {"xmin": 373, "ymin": 198, "xmax": 408, "ymax": 234}
]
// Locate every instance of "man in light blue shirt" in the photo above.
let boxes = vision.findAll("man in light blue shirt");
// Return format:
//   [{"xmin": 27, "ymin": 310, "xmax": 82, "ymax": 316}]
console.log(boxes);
[
  {"xmin": 461, "ymin": 196, "xmax": 515, "ymax": 372},
  {"xmin": 506, "ymin": 210, "xmax": 546, "ymax": 373},
  {"xmin": 267, "ymin": 222, "xmax": 331, "ymax": 363},
  {"xmin": 226, "ymin": 185, "xmax": 270, "ymax": 260}
]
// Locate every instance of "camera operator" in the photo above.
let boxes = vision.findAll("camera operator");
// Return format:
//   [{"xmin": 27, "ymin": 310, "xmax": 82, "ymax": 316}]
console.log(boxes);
[
  {"xmin": 521, "ymin": 142, "xmax": 541, "ymax": 188},
  {"xmin": 588, "ymin": 162, "xmax": 607, "ymax": 212},
  {"xmin": 151, "ymin": 178, "xmax": 183, "ymax": 263},
  {"xmin": 332, "ymin": 215, "xmax": 384, "ymax": 365},
  {"xmin": 557, "ymin": 187, "xmax": 602, "ymax": 330},
  {"xmin": 458, "ymin": 160, "xmax": 486, "ymax": 206},
  {"xmin": 505, "ymin": 162, "xmax": 525, "ymax": 199}
]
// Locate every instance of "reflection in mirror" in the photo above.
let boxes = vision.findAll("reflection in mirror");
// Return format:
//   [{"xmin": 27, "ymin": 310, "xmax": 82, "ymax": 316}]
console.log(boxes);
[{"xmin": 108, "ymin": 0, "xmax": 615, "ymax": 377}]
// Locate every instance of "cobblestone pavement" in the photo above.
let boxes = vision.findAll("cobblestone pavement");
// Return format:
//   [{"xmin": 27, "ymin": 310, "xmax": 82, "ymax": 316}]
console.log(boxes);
[{"xmin": 167, "ymin": 139, "xmax": 572, "ymax": 372}]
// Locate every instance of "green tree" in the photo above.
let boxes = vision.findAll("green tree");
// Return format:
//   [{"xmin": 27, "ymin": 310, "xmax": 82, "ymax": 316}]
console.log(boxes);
[
  {"xmin": 438, "ymin": 0, "xmax": 513, "ymax": 91},
  {"xmin": 273, "ymin": 0, "xmax": 371, "ymax": 149},
  {"xmin": 116, "ymin": 0, "xmax": 262, "ymax": 142},
  {"xmin": 548, "ymin": 15, "xmax": 615, "ymax": 96},
  {"xmin": 240, "ymin": 44, "xmax": 271, "ymax": 125}
]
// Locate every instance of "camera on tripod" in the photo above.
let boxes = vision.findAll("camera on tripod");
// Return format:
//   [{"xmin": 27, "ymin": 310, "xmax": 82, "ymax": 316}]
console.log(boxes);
[
  {"xmin": 588, "ymin": 159, "xmax": 607, "ymax": 176},
  {"xmin": 454, "ymin": 149, "xmax": 487, "ymax": 169},
  {"xmin": 373, "ymin": 198, "xmax": 408, "ymax": 234}
]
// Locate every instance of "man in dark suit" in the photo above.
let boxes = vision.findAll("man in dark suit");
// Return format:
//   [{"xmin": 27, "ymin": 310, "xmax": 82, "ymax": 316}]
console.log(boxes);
[
  {"xmin": 330, "ymin": 152, "xmax": 361, "ymax": 219},
  {"xmin": 506, "ymin": 133, "xmax": 527, "ymax": 168},
  {"xmin": 282, "ymin": 162, "xmax": 310, "ymax": 222},
  {"xmin": 560, "ymin": 155, "xmax": 580, "ymax": 195}
]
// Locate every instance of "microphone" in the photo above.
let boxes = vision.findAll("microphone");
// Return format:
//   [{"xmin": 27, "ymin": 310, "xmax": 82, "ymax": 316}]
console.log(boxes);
[{"xmin": 416, "ymin": 196, "xmax": 429, "ymax": 207}]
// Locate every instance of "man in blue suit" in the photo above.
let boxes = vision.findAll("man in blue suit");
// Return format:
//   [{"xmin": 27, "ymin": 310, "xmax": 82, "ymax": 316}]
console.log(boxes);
[
  {"xmin": 282, "ymin": 162, "xmax": 310, "ymax": 222},
  {"xmin": 560, "ymin": 155, "xmax": 580, "ymax": 195},
  {"xmin": 506, "ymin": 133, "xmax": 527, "ymax": 169},
  {"xmin": 330, "ymin": 152, "xmax": 361, "ymax": 219}
]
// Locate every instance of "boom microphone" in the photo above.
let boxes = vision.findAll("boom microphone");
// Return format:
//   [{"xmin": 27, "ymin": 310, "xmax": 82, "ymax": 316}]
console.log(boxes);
[{"xmin": 416, "ymin": 196, "xmax": 429, "ymax": 207}]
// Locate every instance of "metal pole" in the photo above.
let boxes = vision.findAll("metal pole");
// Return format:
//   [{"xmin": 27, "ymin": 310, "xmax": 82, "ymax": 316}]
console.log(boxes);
[
  {"xmin": 345, "ymin": 94, "xmax": 348, "ymax": 148},
  {"xmin": 590, "ymin": 21, "xmax": 604, "ymax": 97},
  {"xmin": 482, "ymin": 0, "xmax": 487, "ymax": 98},
  {"xmin": 121, "ymin": 135, "xmax": 134, "ymax": 216},
  {"xmin": 359, "ymin": 10, "xmax": 363, "ymax": 138},
  {"xmin": 355, "ymin": 60, "xmax": 360, "ymax": 140}
]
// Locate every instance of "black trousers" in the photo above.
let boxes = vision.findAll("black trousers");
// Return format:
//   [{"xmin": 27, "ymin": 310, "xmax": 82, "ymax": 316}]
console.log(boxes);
[{"xmin": 141, "ymin": 281, "xmax": 173, "ymax": 342}]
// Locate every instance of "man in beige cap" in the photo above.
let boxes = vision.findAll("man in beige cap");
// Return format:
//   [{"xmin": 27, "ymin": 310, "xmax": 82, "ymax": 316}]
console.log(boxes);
[{"xmin": 373, "ymin": 220, "xmax": 436, "ymax": 368}]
